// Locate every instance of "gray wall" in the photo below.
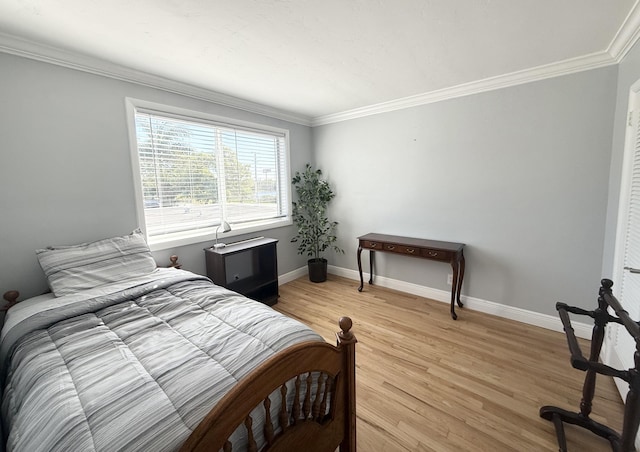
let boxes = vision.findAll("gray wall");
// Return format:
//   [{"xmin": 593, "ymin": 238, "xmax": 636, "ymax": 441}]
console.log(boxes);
[
  {"xmin": 0, "ymin": 53, "xmax": 313, "ymax": 299},
  {"xmin": 0, "ymin": 50, "xmax": 625, "ymax": 318},
  {"xmin": 314, "ymin": 67, "xmax": 618, "ymax": 316}
]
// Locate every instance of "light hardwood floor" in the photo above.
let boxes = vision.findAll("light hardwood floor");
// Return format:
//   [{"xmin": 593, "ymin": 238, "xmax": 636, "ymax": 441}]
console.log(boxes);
[{"xmin": 274, "ymin": 274, "xmax": 626, "ymax": 452}]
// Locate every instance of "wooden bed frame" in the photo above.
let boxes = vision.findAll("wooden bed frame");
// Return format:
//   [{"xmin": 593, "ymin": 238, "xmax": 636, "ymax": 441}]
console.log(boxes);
[
  {"xmin": 181, "ymin": 316, "xmax": 357, "ymax": 452},
  {"xmin": 2, "ymin": 273, "xmax": 357, "ymax": 452}
]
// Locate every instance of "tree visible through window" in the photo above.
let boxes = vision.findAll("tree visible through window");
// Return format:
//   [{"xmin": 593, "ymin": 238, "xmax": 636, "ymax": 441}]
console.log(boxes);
[{"xmin": 131, "ymin": 107, "xmax": 290, "ymax": 245}]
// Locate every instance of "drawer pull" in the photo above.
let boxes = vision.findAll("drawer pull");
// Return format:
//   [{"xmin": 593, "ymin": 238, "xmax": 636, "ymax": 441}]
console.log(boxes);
[
  {"xmin": 407, "ymin": 248, "xmax": 415, "ymax": 254},
  {"xmin": 428, "ymin": 251, "xmax": 439, "ymax": 257},
  {"xmin": 371, "ymin": 243, "xmax": 378, "ymax": 248},
  {"xmin": 387, "ymin": 245, "xmax": 395, "ymax": 250}
]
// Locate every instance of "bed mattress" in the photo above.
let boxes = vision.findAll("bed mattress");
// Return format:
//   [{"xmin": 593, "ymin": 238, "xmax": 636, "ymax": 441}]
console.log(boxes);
[{"xmin": 0, "ymin": 269, "xmax": 322, "ymax": 451}]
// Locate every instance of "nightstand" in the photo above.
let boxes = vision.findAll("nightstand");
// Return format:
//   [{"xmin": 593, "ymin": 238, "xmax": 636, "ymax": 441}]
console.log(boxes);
[{"xmin": 204, "ymin": 237, "xmax": 279, "ymax": 305}]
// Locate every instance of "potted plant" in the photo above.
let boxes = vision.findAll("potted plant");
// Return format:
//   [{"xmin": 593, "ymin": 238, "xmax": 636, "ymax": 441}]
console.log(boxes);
[{"xmin": 291, "ymin": 164, "xmax": 344, "ymax": 282}]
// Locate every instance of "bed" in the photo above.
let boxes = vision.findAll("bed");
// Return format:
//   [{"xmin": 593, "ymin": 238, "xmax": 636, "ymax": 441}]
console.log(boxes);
[{"xmin": 0, "ymin": 230, "xmax": 357, "ymax": 451}]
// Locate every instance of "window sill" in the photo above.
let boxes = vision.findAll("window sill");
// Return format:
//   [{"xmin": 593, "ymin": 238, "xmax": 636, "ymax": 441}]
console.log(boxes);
[{"xmin": 147, "ymin": 218, "xmax": 292, "ymax": 252}]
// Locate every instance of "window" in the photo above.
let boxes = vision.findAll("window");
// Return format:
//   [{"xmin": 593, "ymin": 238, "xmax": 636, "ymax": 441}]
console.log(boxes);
[{"xmin": 127, "ymin": 100, "xmax": 291, "ymax": 249}]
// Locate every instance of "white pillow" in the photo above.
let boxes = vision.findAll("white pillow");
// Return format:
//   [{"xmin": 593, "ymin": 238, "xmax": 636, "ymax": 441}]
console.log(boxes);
[{"xmin": 36, "ymin": 229, "xmax": 156, "ymax": 297}]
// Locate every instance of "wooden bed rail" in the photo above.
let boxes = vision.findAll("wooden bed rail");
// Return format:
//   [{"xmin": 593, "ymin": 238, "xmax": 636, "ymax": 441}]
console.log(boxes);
[{"xmin": 181, "ymin": 317, "xmax": 357, "ymax": 452}]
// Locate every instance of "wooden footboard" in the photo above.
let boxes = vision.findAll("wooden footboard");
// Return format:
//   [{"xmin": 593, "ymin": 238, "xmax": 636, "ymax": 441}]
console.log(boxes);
[{"xmin": 181, "ymin": 317, "xmax": 357, "ymax": 452}]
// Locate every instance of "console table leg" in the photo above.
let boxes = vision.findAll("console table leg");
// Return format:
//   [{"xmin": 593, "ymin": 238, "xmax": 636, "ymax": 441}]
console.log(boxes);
[
  {"xmin": 450, "ymin": 261, "xmax": 459, "ymax": 320},
  {"xmin": 369, "ymin": 250, "xmax": 374, "ymax": 285},
  {"xmin": 456, "ymin": 253, "xmax": 465, "ymax": 308},
  {"xmin": 357, "ymin": 246, "xmax": 364, "ymax": 292}
]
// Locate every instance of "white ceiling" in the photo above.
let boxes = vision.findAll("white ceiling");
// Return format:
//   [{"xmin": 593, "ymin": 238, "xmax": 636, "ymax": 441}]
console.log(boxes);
[{"xmin": 1, "ymin": 1, "xmax": 639, "ymax": 125}]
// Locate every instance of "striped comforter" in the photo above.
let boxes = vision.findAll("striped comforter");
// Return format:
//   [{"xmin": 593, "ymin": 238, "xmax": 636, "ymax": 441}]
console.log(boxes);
[{"xmin": 0, "ymin": 269, "xmax": 322, "ymax": 451}]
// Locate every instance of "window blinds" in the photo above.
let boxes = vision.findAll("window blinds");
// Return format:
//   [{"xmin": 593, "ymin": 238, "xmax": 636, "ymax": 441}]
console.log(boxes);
[{"xmin": 134, "ymin": 109, "xmax": 289, "ymax": 239}]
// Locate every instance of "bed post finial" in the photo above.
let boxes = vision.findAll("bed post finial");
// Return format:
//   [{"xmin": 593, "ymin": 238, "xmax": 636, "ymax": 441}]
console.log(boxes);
[
  {"xmin": 169, "ymin": 255, "xmax": 182, "ymax": 269},
  {"xmin": 2, "ymin": 291, "xmax": 20, "ymax": 311},
  {"xmin": 336, "ymin": 316, "xmax": 357, "ymax": 452},
  {"xmin": 338, "ymin": 316, "xmax": 354, "ymax": 342}
]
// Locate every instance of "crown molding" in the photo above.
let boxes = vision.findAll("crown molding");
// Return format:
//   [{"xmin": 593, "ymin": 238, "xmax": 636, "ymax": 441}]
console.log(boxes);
[
  {"xmin": 312, "ymin": 51, "xmax": 617, "ymax": 126},
  {"xmin": 608, "ymin": 0, "xmax": 640, "ymax": 62},
  {"xmin": 0, "ymin": 32, "xmax": 313, "ymax": 127},
  {"xmin": 313, "ymin": 3, "xmax": 640, "ymax": 126},
  {"xmin": 3, "ymin": 3, "xmax": 640, "ymax": 130}
]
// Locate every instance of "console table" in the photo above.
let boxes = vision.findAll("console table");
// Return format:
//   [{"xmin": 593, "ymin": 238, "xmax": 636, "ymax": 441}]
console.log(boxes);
[{"xmin": 357, "ymin": 233, "xmax": 465, "ymax": 320}]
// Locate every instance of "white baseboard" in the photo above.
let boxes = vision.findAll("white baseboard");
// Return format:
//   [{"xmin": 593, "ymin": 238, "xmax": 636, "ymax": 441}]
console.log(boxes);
[
  {"xmin": 278, "ymin": 267, "xmax": 309, "ymax": 285},
  {"xmin": 317, "ymin": 265, "xmax": 594, "ymax": 339}
]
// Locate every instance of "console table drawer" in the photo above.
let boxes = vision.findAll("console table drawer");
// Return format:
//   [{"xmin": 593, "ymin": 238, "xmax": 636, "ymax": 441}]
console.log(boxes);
[
  {"xmin": 383, "ymin": 243, "xmax": 419, "ymax": 256},
  {"xmin": 422, "ymin": 249, "xmax": 452, "ymax": 261},
  {"xmin": 361, "ymin": 240, "xmax": 382, "ymax": 250}
]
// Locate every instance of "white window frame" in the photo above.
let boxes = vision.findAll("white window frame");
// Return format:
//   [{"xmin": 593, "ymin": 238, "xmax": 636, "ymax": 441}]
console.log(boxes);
[{"xmin": 125, "ymin": 98, "xmax": 292, "ymax": 251}]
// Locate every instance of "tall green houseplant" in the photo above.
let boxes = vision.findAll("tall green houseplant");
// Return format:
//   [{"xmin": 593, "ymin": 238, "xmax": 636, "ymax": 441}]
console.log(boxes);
[{"xmin": 291, "ymin": 164, "xmax": 344, "ymax": 282}]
